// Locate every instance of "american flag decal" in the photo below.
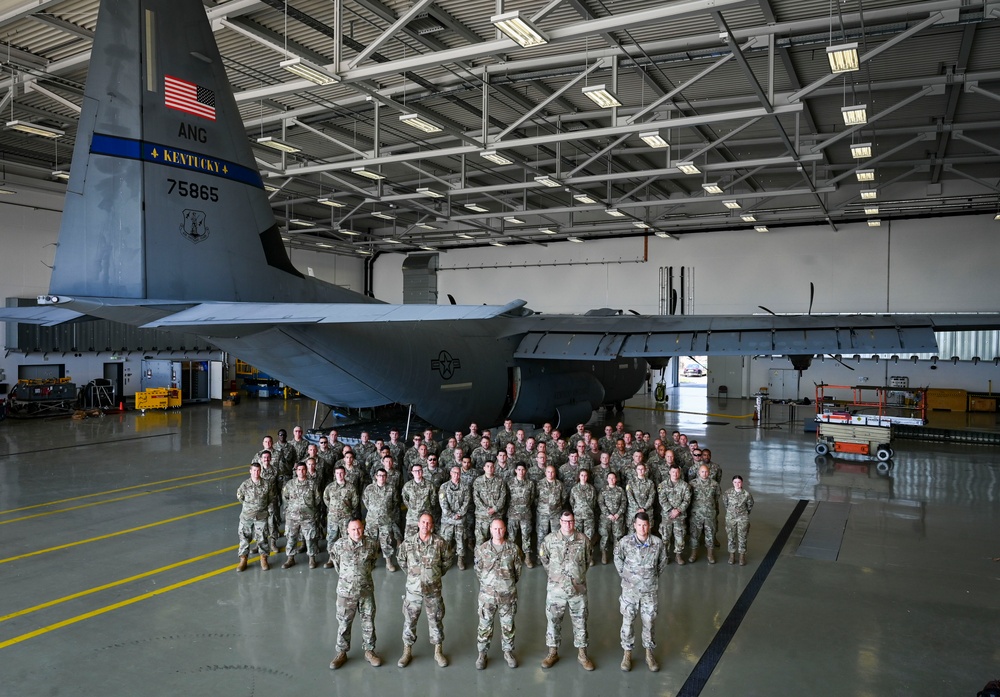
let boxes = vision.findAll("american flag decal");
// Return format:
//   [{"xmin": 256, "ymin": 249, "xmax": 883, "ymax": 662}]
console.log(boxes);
[{"xmin": 164, "ymin": 75, "xmax": 216, "ymax": 121}]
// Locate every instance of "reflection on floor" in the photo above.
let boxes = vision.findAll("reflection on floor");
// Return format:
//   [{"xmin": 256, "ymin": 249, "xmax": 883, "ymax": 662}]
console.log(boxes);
[{"xmin": 0, "ymin": 386, "xmax": 996, "ymax": 695}]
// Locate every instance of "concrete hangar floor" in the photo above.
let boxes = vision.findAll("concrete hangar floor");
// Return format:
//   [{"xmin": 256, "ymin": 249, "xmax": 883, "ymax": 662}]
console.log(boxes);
[{"xmin": 0, "ymin": 387, "xmax": 996, "ymax": 696}]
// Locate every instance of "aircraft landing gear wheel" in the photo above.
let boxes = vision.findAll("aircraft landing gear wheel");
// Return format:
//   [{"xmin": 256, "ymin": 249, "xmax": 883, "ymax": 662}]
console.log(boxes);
[
  {"xmin": 876, "ymin": 460, "xmax": 891, "ymax": 475},
  {"xmin": 815, "ymin": 442, "xmax": 830, "ymax": 456},
  {"xmin": 876, "ymin": 447, "xmax": 892, "ymax": 462}
]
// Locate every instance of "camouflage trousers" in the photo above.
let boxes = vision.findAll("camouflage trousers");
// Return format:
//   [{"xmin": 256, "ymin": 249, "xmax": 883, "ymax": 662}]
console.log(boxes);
[
  {"xmin": 404, "ymin": 516, "xmax": 422, "ymax": 540},
  {"xmin": 535, "ymin": 512, "xmax": 561, "ymax": 552},
  {"xmin": 284, "ymin": 514, "xmax": 318, "ymax": 557},
  {"xmin": 505, "ymin": 516, "xmax": 533, "ymax": 557},
  {"xmin": 266, "ymin": 501, "xmax": 281, "ymax": 541},
  {"xmin": 325, "ymin": 517, "xmax": 350, "ymax": 555},
  {"xmin": 575, "ymin": 517, "xmax": 596, "ymax": 554},
  {"xmin": 689, "ymin": 510, "xmax": 716, "ymax": 550},
  {"xmin": 598, "ymin": 517, "xmax": 626, "ymax": 553},
  {"xmin": 619, "ymin": 590, "xmax": 658, "ymax": 650},
  {"xmin": 237, "ymin": 517, "xmax": 270, "ymax": 558},
  {"xmin": 439, "ymin": 521, "xmax": 467, "ymax": 559},
  {"xmin": 474, "ymin": 517, "xmax": 496, "ymax": 546},
  {"xmin": 545, "ymin": 587, "xmax": 588, "ymax": 648},
  {"xmin": 477, "ymin": 592, "xmax": 517, "ymax": 652},
  {"xmin": 402, "ymin": 590, "xmax": 445, "ymax": 646},
  {"xmin": 659, "ymin": 515, "xmax": 687, "ymax": 554},
  {"xmin": 365, "ymin": 521, "xmax": 398, "ymax": 561},
  {"xmin": 726, "ymin": 515, "xmax": 750, "ymax": 554},
  {"xmin": 336, "ymin": 593, "xmax": 376, "ymax": 652}
]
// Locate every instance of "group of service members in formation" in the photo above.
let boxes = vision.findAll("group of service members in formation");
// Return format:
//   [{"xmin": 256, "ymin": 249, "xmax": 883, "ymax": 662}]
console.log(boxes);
[{"xmin": 236, "ymin": 420, "xmax": 754, "ymax": 673}]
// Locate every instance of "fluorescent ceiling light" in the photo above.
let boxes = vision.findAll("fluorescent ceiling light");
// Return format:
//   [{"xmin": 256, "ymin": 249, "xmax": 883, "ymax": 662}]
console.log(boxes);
[
  {"xmin": 722, "ymin": 200, "xmax": 741, "ymax": 209},
  {"xmin": 864, "ymin": 206, "xmax": 879, "ymax": 215},
  {"xmin": 573, "ymin": 193, "xmax": 596, "ymax": 204},
  {"xmin": 352, "ymin": 166, "xmax": 385, "ymax": 180},
  {"xmin": 316, "ymin": 243, "xmax": 334, "ymax": 248},
  {"xmin": 264, "ymin": 184, "xmax": 280, "ymax": 192},
  {"xmin": 639, "ymin": 131, "xmax": 669, "ymax": 148},
  {"xmin": 289, "ymin": 219, "xmax": 312, "ymax": 227},
  {"xmin": 336, "ymin": 228, "xmax": 360, "ymax": 236},
  {"xmin": 827, "ymin": 43, "xmax": 860, "ymax": 73},
  {"xmin": 457, "ymin": 232, "xmax": 475, "ymax": 239},
  {"xmin": 754, "ymin": 225, "xmax": 769, "ymax": 232},
  {"xmin": 257, "ymin": 136, "xmax": 301, "ymax": 153},
  {"xmin": 741, "ymin": 214, "xmax": 757, "ymax": 222},
  {"xmin": 51, "ymin": 170, "xmax": 71, "ymax": 181},
  {"xmin": 582, "ymin": 84, "xmax": 622, "ymax": 108},
  {"xmin": 371, "ymin": 211, "xmax": 396, "ymax": 220},
  {"xmin": 868, "ymin": 219, "xmax": 882, "ymax": 227},
  {"xmin": 417, "ymin": 223, "xmax": 439, "ymax": 230},
  {"xmin": 481, "ymin": 150, "xmax": 512, "ymax": 165},
  {"xmin": 654, "ymin": 231, "xmax": 673, "ymax": 239},
  {"xmin": 995, "ymin": 213, "xmax": 1000, "ymax": 222},
  {"xmin": 358, "ymin": 250, "xmax": 373, "ymax": 256},
  {"xmin": 842, "ymin": 104, "xmax": 868, "ymax": 125},
  {"xmin": 677, "ymin": 161, "xmax": 701, "ymax": 175},
  {"xmin": 850, "ymin": 142, "xmax": 873, "ymax": 158},
  {"xmin": 605, "ymin": 207, "xmax": 626, "ymax": 217},
  {"xmin": 0, "ymin": 186, "xmax": 15, "ymax": 194},
  {"xmin": 632, "ymin": 221, "xmax": 652, "ymax": 229},
  {"xmin": 534, "ymin": 175, "xmax": 560, "ymax": 188},
  {"xmin": 567, "ymin": 236, "xmax": 584, "ymax": 243},
  {"xmin": 6, "ymin": 120, "xmax": 64, "ymax": 138},
  {"xmin": 856, "ymin": 169, "xmax": 875, "ymax": 182},
  {"xmin": 489, "ymin": 240, "xmax": 507, "ymax": 247},
  {"xmin": 504, "ymin": 216, "xmax": 525, "ymax": 224},
  {"xmin": 317, "ymin": 197, "xmax": 345, "ymax": 207},
  {"xmin": 491, "ymin": 10, "xmax": 548, "ymax": 48},
  {"xmin": 419, "ymin": 246, "xmax": 437, "ymax": 251},
  {"xmin": 861, "ymin": 189, "xmax": 878, "ymax": 200},
  {"xmin": 279, "ymin": 56, "xmax": 338, "ymax": 85},
  {"xmin": 416, "ymin": 186, "xmax": 446, "ymax": 198},
  {"xmin": 384, "ymin": 238, "xmax": 402, "ymax": 244},
  {"xmin": 702, "ymin": 182, "xmax": 724, "ymax": 194},
  {"xmin": 465, "ymin": 203, "xmax": 489, "ymax": 213},
  {"xmin": 400, "ymin": 113, "xmax": 442, "ymax": 133},
  {"xmin": 539, "ymin": 228, "xmax": 558, "ymax": 235}
]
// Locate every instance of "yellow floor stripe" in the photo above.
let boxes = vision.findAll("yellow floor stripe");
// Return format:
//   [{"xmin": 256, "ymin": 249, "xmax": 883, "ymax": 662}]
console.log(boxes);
[
  {"xmin": 0, "ymin": 502, "xmax": 239, "ymax": 566},
  {"xmin": 0, "ymin": 546, "xmax": 237, "ymax": 623},
  {"xmin": 0, "ymin": 561, "xmax": 240, "ymax": 650},
  {"xmin": 0, "ymin": 473, "xmax": 243, "ymax": 526},
  {"xmin": 626, "ymin": 404, "xmax": 756, "ymax": 419},
  {"xmin": 0, "ymin": 465, "xmax": 245, "ymax": 516}
]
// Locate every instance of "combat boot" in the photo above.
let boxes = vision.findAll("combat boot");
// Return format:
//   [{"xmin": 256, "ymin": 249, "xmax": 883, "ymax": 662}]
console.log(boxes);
[
  {"xmin": 282, "ymin": 555, "xmax": 296, "ymax": 569},
  {"xmin": 675, "ymin": 553, "xmax": 686, "ymax": 566},
  {"xmin": 386, "ymin": 558, "xmax": 398, "ymax": 572},
  {"xmin": 308, "ymin": 555, "xmax": 317, "ymax": 569},
  {"xmin": 577, "ymin": 648, "xmax": 594, "ymax": 671},
  {"xmin": 601, "ymin": 549, "xmax": 609, "ymax": 565},
  {"xmin": 620, "ymin": 650, "xmax": 632, "ymax": 672},
  {"xmin": 688, "ymin": 548, "xmax": 697, "ymax": 563},
  {"xmin": 236, "ymin": 555, "xmax": 248, "ymax": 572},
  {"xmin": 739, "ymin": 553, "xmax": 746, "ymax": 566},
  {"xmin": 504, "ymin": 651, "xmax": 517, "ymax": 668},
  {"xmin": 397, "ymin": 645, "xmax": 412, "ymax": 668},
  {"xmin": 269, "ymin": 536, "xmax": 278, "ymax": 551},
  {"xmin": 329, "ymin": 652, "xmax": 347, "ymax": 670},
  {"xmin": 645, "ymin": 649, "xmax": 660, "ymax": 672},
  {"xmin": 707, "ymin": 549, "xmax": 716, "ymax": 564},
  {"xmin": 364, "ymin": 650, "xmax": 382, "ymax": 667},
  {"xmin": 324, "ymin": 558, "xmax": 335, "ymax": 569},
  {"xmin": 525, "ymin": 554, "xmax": 535, "ymax": 569},
  {"xmin": 476, "ymin": 651, "xmax": 487, "ymax": 670},
  {"xmin": 540, "ymin": 648, "xmax": 559, "ymax": 669},
  {"xmin": 434, "ymin": 644, "xmax": 449, "ymax": 667},
  {"xmin": 728, "ymin": 553, "xmax": 736, "ymax": 565},
  {"xmin": 457, "ymin": 557, "xmax": 466, "ymax": 571},
  {"xmin": 260, "ymin": 553, "xmax": 270, "ymax": 571}
]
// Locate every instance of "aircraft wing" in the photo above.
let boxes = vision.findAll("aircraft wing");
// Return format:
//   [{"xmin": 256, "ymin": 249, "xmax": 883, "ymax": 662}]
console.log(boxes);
[{"xmin": 0, "ymin": 306, "xmax": 85, "ymax": 326}]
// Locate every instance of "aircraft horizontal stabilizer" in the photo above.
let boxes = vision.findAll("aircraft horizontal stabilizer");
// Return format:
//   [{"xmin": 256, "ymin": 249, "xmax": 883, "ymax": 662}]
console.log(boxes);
[
  {"xmin": 0, "ymin": 307, "xmax": 85, "ymax": 326},
  {"xmin": 142, "ymin": 299, "xmax": 528, "ymax": 328}
]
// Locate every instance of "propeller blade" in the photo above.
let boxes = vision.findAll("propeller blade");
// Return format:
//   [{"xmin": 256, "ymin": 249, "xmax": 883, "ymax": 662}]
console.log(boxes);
[
  {"xmin": 830, "ymin": 354, "xmax": 855, "ymax": 371},
  {"xmin": 670, "ymin": 289, "xmax": 678, "ymax": 315},
  {"xmin": 808, "ymin": 282, "xmax": 815, "ymax": 315},
  {"xmin": 447, "ymin": 294, "xmax": 457, "ymax": 305},
  {"xmin": 758, "ymin": 305, "xmax": 777, "ymax": 316}
]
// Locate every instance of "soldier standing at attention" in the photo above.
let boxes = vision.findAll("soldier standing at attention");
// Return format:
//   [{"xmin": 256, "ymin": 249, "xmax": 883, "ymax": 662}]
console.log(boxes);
[
  {"xmin": 626, "ymin": 463, "xmax": 656, "ymax": 525},
  {"xmin": 256, "ymin": 450, "xmax": 280, "ymax": 550},
  {"xmin": 363, "ymin": 468, "xmax": 400, "ymax": 572},
  {"xmin": 688, "ymin": 464, "xmax": 721, "ymax": 564},
  {"xmin": 473, "ymin": 461, "xmax": 509, "ymax": 544},
  {"xmin": 597, "ymin": 471, "xmax": 627, "ymax": 564},
  {"xmin": 401, "ymin": 463, "xmax": 437, "ymax": 539},
  {"xmin": 535, "ymin": 464, "xmax": 566, "ymax": 549},
  {"xmin": 569, "ymin": 469, "xmax": 597, "ymax": 565},
  {"xmin": 439, "ymin": 465, "xmax": 472, "ymax": 569},
  {"xmin": 328, "ymin": 519, "xmax": 382, "ymax": 670},
  {"xmin": 657, "ymin": 464, "xmax": 692, "ymax": 565},
  {"xmin": 397, "ymin": 512, "xmax": 454, "ymax": 668},
  {"xmin": 505, "ymin": 463, "xmax": 536, "ymax": 567},
  {"xmin": 473, "ymin": 518, "xmax": 524, "ymax": 670},
  {"xmin": 614, "ymin": 512, "xmax": 668, "ymax": 672},
  {"xmin": 722, "ymin": 475, "xmax": 754, "ymax": 566},
  {"xmin": 538, "ymin": 510, "xmax": 594, "ymax": 671},
  {"xmin": 323, "ymin": 465, "xmax": 359, "ymax": 568},
  {"xmin": 282, "ymin": 462, "xmax": 322, "ymax": 569},
  {"xmin": 236, "ymin": 462, "xmax": 271, "ymax": 571}
]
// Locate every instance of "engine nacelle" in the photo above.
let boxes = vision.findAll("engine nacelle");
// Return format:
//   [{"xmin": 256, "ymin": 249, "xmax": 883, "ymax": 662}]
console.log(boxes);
[{"xmin": 507, "ymin": 367, "xmax": 605, "ymax": 428}]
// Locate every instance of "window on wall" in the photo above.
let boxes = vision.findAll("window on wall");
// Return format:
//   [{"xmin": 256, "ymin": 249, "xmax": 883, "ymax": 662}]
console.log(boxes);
[{"xmin": 18, "ymin": 364, "xmax": 66, "ymax": 381}]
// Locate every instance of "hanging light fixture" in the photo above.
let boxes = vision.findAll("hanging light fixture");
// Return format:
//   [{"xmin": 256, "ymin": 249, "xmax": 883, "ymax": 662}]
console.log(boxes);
[
  {"xmin": 480, "ymin": 150, "xmax": 512, "ymax": 165},
  {"xmin": 490, "ymin": 10, "xmax": 548, "ymax": 48},
  {"xmin": 826, "ymin": 43, "xmax": 860, "ymax": 73},
  {"xmin": 639, "ymin": 131, "xmax": 669, "ymax": 148},
  {"xmin": 850, "ymin": 142, "xmax": 873, "ymax": 158},
  {"xmin": 702, "ymin": 182, "xmax": 724, "ymax": 194},
  {"xmin": 279, "ymin": 57, "xmax": 338, "ymax": 85},
  {"xmin": 534, "ymin": 175, "xmax": 560, "ymax": 188},
  {"xmin": 856, "ymin": 169, "xmax": 876, "ymax": 182},
  {"xmin": 257, "ymin": 136, "xmax": 301, "ymax": 153},
  {"xmin": 582, "ymin": 84, "xmax": 622, "ymax": 108},
  {"xmin": 860, "ymin": 189, "xmax": 878, "ymax": 200},
  {"xmin": 399, "ymin": 113, "xmax": 442, "ymax": 133},
  {"xmin": 741, "ymin": 214, "xmax": 757, "ymax": 223},
  {"xmin": 352, "ymin": 166, "xmax": 385, "ymax": 180},
  {"xmin": 6, "ymin": 120, "xmax": 64, "ymax": 138},
  {"xmin": 573, "ymin": 193, "xmax": 597, "ymax": 204},
  {"xmin": 841, "ymin": 104, "xmax": 868, "ymax": 125},
  {"xmin": 676, "ymin": 161, "xmax": 701, "ymax": 175},
  {"xmin": 722, "ymin": 200, "xmax": 741, "ymax": 209}
]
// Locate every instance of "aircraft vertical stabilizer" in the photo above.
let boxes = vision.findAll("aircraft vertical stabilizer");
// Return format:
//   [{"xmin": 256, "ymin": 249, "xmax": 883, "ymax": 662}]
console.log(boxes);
[{"xmin": 50, "ymin": 0, "xmax": 320, "ymax": 303}]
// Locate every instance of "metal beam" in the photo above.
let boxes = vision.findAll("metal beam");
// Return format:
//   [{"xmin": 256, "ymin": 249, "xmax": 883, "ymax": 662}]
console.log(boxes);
[
  {"xmin": 811, "ymin": 86, "xmax": 943, "ymax": 153},
  {"xmin": 348, "ymin": 0, "xmax": 436, "ymax": 69},
  {"xmin": 823, "ymin": 134, "xmax": 930, "ymax": 186},
  {"xmin": 495, "ymin": 60, "xmax": 606, "ymax": 140},
  {"xmin": 943, "ymin": 165, "xmax": 1000, "ymax": 193},
  {"xmin": 23, "ymin": 82, "xmax": 81, "ymax": 114}
]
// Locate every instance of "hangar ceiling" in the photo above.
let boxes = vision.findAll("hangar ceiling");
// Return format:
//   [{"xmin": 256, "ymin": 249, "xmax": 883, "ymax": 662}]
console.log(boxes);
[{"xmin": 0, "ymin": 0, "xmax": 999, "ymax": 257}]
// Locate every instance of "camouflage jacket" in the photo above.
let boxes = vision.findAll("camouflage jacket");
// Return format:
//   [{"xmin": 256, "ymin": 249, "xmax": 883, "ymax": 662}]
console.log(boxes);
[
  {"xmin": 471, "ymin": 446, "xmax": 498, "ymax": 471},
  {"xmin": 557, "ymin": 463, "xmax": 583, "ymax": 488},
  {"xmin": 282, "ymin": 478, "xmax": 321, "ymax": 519},
  {"xmin": 237, "ymin": 477, "xmax": 271, "ymax": 521},
  {"xmin": 323, "ymin": 480, "xmax": 359, "ymax": 522},
  {"xmin": 598, "ymin": 486, "xmax": 627, "ymax": 519},
  {"xmin": 474, "ymin": 539, "xmax": 523, "ymax": 599},
  {"xmin": 569, "ymin": 482, "xmax": 597, "ymax": 521},
  {"xmin": 626, "ymin": 478, "xmax": 656, "ymax": 513},
  {"xmin": 614, "ymin": 533, "xmax": 668, "ymax": 596},
  {"xmin": 657, "ymin": 479, "xmax": 692, "ymax": 517},
  {"xmin": 473, "ymin": 475, "xmax": 508, "ymax": 519},
  {"xmin": 722, "ymin": 488, "xmax": 754, "ymax": 519},
  {"xmin": 598, "ymin": 435, "xmax": 618, "ymax": 453},
  {"xmin": 332, "ymin": 536, "xmax": 379, "ymax": 597},
  {"xmin": 362, "ymin": 483, "xmax": 398, "ymax": 525},
  {"xmin": 401, "ymin": 479, "xmax": 438, "ymax": 522},
  {"xmin": 438, "ymin": 481, "xmax": 471, "ymax": 525},
  {"xmin": 506, "ymin": 478, "xmax": 536, "ymax": 519},
  {"xmin": 688, "ymin": 462, "xmax": 723, "ymax": 483},
  {"xmin": 397, "ymin": 533, "xmax": 454, "ymax": 595},
  {"xmin": 539, "ymin": 530, "xmax": 590, "ymax": 595},
  {"xmin": 690, "ymin": 477, "xmax": 721, "ymax": 516},
  {"xmin": 536, "ymin": 479, "xmax": 565, "ymax": 517}
]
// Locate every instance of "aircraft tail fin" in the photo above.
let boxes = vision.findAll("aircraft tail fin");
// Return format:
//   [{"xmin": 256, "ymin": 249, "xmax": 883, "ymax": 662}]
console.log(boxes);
[{"xmin": 49, "ymin": 0, "xmax": 326, "ymax": 303}]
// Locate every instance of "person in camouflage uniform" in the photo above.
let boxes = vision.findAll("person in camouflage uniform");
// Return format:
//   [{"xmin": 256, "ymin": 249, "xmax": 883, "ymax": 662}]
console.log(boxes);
[
  {"xmin": 323, "ymin": 465, "xmax": 360, "ymax": 568},
  {"xmin": 473, "ymin": 461, "xmax": 509, "ymax": 544},
  {"xmin": 688, "ymin": 464, "xmax": 721, "ymax": 564},
  {"xmin": 289, "ymin": 425, "xmax": 310, "ymax": 461},
  {"xmin": 569, "ymin": 469, "xmax": 597, "ymax": 565},
  {"xmin": 471, "ymin": 436, "xmax": 497, "ymax": 471},
  {"xmin": 722, "ymin": 475, "xmax": 754, "ymax": 565},
  {"xmin": 657, "ymin": 464, "xmax": 692, "ymax": 565},
  {"xmin": 598, "ymin": 425, "xmax": 617, "ymax": 453},
  {"xmin": 338, "ymin": 449, "xmax": 364, "ymax": 497},
  {"xmin": 505, "ymin": 463, "xmax": 536, "ymax": 567},
  {"xmin": 558, "ymin": 451, "xmax": 584, "ymax": 488},
  {"xmin": 495, "ymin": 419, "xmax": 516, "ymax": 451},
  {"xmin": 610, "ymin": 439, "xmax": 631, "ymax": 474},
  {"xmin": 386, "ymin": 429, "xmax": 406, "ymax": 467},
  {"xmin": 328, "ymin": 519, "xmax": 383, "ymax": 670},
  {"xmin": 424, "ymin": 454, "xmax": 448, "ymax": 492},
  {"xmin": 363, "ymin": 468, "xmax": 400, "ymax": 572},
  {"xmin": 614, "ymin": 512, "xmax": 668, "ymax": 672},
  {"xmin": 353, "ymin": 431, "xmax": 377, "ymax": 467},
  {"xmin": 538, "ymin": 510, "xmax": 594, "ymax": 671},
  {"xmin": 281, "ymin": 462, "xmax": 322, "ymax": 569},
  {"xmin": 236, "ymin": 462, "xmax": 271, "ymax": 571},
  {"xmin": 625, "ymin": 463, "xmax": 656, "ymax": 525},
  {"xmin": 255, "ymin": 450, "xmax": 281, "ymax": 550},
  {"xmin": 473, "ymin": 518, "xmax": 523, "ymax": 670},
  {"xmin": 397, "ymin": 512, "xmax": 455, "ymax": 668},
  {"xmin": 598, "ymin": 470, "xmax": 627, "ymax": 564},
  {"xmin": 401, "ymin": 463, "xmax": 438, "ymax": 538},
  {"xmin": 439, "ymin": 465, "xmax": 472, "ymax": 570},
  {"xmin": 535, "ymin": 465, "xmax": 565, "ymax": 549}
]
